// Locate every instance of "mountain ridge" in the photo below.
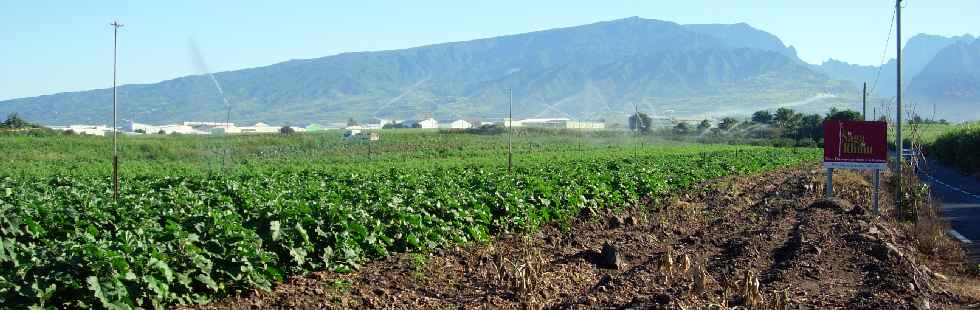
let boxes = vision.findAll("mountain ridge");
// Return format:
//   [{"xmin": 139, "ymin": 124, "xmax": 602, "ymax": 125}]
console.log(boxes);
[
  {"xmin": 1, "ymin": 17, "xmax": 854, "ymax": 125},
  {"xmin": 907, "ymin": 40, "xmax": 980, "ymax": 121}
]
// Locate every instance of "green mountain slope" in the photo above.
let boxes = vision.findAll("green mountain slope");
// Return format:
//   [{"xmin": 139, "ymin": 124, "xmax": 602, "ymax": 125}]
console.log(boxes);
[{"xmin": 0, "ymin": 17, "xmax": 852, "ymax": 125}]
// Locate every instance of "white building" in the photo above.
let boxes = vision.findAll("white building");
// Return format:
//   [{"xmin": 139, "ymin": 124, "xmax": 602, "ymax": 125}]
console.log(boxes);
[
  {"xmin": 565, "ymin": 120, "xmax": 606, "ymax": 129},
  {"xmin": 413, "ymin": 118, "xmax": 439, "ymax": 129},
  {"xmin": 183, "ymin": 121, "xmax": 233, "ymax": 127},
  {"xmin": 50, "ymin": 125, "xmax": 112, "ymax": 136},
  {"xmin": 128, "ymin": 122, "xmax": 208, "ymax": 135},
  {"xmin": 235, "ymin": 122, "xmax": 280, "ymax": 134},
  {"xmin": 449, "ymin": 119, "xmax": 473, "ymax": 129},
  {"xmin": 508, "ymin": 118, "xmax": 605, "ymax": 130},
  {"xmin": 497, "ymin": 118, "xmax": 523, "ymax": 128},
  {"xmin": 520, "ymin": 118, "xmax": 571, "ymax": 128}
]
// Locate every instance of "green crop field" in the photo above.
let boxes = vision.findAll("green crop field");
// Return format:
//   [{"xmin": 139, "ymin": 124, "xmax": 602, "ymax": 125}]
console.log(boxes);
[
  {"xmin": 885, "ymin": 123, "xmax": 959, "ymax": 146},
  {"xmin": 0, "ymin": 129, "xmax": 819, "ymax": 308}
]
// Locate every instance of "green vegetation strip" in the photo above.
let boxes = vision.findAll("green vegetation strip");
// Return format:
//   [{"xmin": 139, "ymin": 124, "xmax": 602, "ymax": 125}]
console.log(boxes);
[
  {"xmin": 0, "ymin": 146, "xmax": 816, "ymax": 308},
  {"xmin": 929, "ymin": 122, "xmax": 980, "ymax": 174}
]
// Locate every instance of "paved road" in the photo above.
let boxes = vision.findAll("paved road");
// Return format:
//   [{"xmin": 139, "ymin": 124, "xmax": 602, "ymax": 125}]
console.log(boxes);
[{"xmin": 917, "ymin": 159, "xmax": 980, "ymax": 263}]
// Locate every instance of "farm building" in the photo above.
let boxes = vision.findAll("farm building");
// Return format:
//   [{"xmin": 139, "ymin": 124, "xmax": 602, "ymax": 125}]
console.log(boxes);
[
  {"xmin": 519, "ymin": 118, "xmax": 605, "ymax": 129},
  {"xmin": 496, "ymin": 118, "xmax": 523, "ymax": 128},
  {"xmin": 449, "ymin": 119, "xmax": 473, "ymax": 129},
  {"xmin": 565, "ymin": 120, "xmax": 605, "ymax": 129},
  {"xmin": 128, "ymin": 121, "xmax": 207, "ymax": 135},
  {"xmin": 520, "ymin": 118, "xmax": 571, "ymax": 129},
  {"xmin": 305, "ymin": 123, "xmax": 326, "ymax": 132},
  {"xmin": 236, "ymin": 122, "xmax": 280, "ymax": 134},
  {"xmin": 408, "ymin": 118, "xmax": 439, "ymax": 129},
  {"xmin": 49, "ymin": 125, "xmax": 112, "ymax": 136}
]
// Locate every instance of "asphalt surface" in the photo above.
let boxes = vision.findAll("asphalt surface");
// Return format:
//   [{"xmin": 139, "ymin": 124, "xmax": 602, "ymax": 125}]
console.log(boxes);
[{"xmin": 917, "ymin": 159, "xmax": 980, "ymax": 263}]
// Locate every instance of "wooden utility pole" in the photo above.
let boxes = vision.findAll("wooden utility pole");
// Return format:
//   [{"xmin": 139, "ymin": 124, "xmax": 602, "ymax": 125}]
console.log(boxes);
[
  {"xmin": 862, "ymin": 82, "xmax": 867, "ymax": 121},
  {"xmin": 895, "ymin": 0, "xmax": 904, "ymax": 212},
  {"xmin": 111, "ymin": 21, "xmax": 123, "ymax": 201}
]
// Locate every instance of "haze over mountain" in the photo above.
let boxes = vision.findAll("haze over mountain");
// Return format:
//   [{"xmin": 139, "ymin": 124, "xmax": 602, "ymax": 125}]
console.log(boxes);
[
  {"xmin": 907, "ymin": 40, "xmax": 980, "ymax": 121},
  {"xmin": 0, "ymin": 17, "xmax": 861, "ymax": 125},
  {"xmin": 813, "ymin": 34, "xmax": 976, "ymax": 98}
]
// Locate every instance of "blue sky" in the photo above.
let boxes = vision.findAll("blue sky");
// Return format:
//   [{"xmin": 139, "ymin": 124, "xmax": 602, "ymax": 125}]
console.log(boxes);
[{"xmin": 1, "ymin": 0, "xmax": 977, "ymax": 101}]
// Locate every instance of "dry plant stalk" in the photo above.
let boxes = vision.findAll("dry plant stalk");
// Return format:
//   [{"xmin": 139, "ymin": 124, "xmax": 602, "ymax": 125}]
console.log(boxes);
[
  {"xmin": 741, "ymin": 270, "xmax": 763, "ymax": 309},
  {"xmin": 682, "ymin": 254, "xmax": 691, "ymax": 273},
  {"xmin": 661, "ymin": 247, "xmax": 675, "ymax": 284},
  {"xmin": 691, "ymin": 263, "xmax": 710, "ymax": 295},
  {"xmin": 772, "ymin": 289, "xmax": 790, "ymax": 310},
  {"xmin": 509, "ymin": 236, "xmax": 545, "ymax": 309}
]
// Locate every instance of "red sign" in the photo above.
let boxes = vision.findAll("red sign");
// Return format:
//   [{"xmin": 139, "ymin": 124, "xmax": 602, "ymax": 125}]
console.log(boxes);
[{"xmin": 823, "ymin": 120, "xmax": 887, "ymax": 169}]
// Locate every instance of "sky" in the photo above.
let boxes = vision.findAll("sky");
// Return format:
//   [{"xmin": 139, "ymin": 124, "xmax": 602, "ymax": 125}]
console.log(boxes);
[{"xmin": 1, "ymin": 0, "xmax": 977, "ymax": 101}]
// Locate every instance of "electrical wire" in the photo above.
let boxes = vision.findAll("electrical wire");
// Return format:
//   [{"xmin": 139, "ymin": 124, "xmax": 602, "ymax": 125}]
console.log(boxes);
[{"xmin": 868, "ymin": 6, "xmax": 897, "ymax": 97}]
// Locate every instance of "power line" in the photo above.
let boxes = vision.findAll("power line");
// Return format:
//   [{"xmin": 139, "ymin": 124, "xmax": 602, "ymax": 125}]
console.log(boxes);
[{"xmin": 868, "ymin": 6, "xmax": 897, "ymax": 97}]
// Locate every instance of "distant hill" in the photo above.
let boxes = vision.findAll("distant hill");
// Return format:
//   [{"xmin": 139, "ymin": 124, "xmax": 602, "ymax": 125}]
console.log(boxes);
[
  {"xmin": 907, "ymin": 40, "xmax": 980, "ymax": 122},
  {"xmin": 0, "ymin": 17, "xmax": 853, "ymax": 125},
  {"xmin": 813, "ymin": 34, "xmax": 976, "ymax": 98}
]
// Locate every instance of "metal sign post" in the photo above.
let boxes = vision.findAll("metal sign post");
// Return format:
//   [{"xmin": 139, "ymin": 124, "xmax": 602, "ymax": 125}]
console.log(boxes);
[
  {"xmin": 826, "ymin": 168, "xmax": 834, "ymax": 198},
  {"xmin": 873, "ymin": 169, "xmax": 881, "ymax": 214},
  {"xmin": 823, "ymin": 120, "xmax": 888, "ymax": 214}
]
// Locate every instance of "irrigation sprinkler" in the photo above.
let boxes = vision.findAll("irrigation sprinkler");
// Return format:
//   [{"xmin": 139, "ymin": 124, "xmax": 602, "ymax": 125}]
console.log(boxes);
[
  {"xmin": 189, "ymin": 38, "xmax": 235, "ymax": 170},
  {"xmin": 508, "ymin": 88, "xmax": 513, "ymax": 173},
  {"xmin": 110, "ymin": 21, "xmax": 123, "ymax": 201}
]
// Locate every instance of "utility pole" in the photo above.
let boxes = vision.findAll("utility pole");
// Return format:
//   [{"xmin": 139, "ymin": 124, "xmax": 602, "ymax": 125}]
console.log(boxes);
[
  {"xmin": 508, "ymin": 88, "xmax": 513, "ymax": 173},
  {"xmin": 895, "ymin": 0, "xmax": 904, "ymax": 213},
  {"xmin": 111, "ymin": 21, "xmax": 123, "ymax": 201},
  {"xmin": 862, "ymin": 82, "xmax": 867, "ymax": 121}
]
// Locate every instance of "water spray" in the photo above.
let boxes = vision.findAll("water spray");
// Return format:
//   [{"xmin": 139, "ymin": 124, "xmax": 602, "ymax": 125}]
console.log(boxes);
[{"xmin": 190, "ymin": 38, "xmax": 234, "ymax": 170}]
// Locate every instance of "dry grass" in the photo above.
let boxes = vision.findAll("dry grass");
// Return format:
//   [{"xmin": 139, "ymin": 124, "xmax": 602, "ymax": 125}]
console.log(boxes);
[
  {"xmin": 479, "ymin": 236, "xmax": 549, "ymax": 309},
  {"xmin": 909, "ymin": 202, "xmax": 961, "ymax": 258},
  {"xmin": 946, "ymin": 277, "xmax": 980, "ymax": 301}
]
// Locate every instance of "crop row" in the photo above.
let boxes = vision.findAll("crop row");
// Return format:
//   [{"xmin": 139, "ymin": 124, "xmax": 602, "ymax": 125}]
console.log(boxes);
[{"xmin": 0, "ymin": 147, "xmax": 817, "ymax": 309}]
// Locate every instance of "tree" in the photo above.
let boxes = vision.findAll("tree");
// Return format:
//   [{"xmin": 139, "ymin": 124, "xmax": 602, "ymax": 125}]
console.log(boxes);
[
  {"xmin": 279, "ymin": 126, "xmax": 296, "ymax": 134},
  {"xmin": 157, "ymin": 130, "xmax": 166, "ymax": 135},
  {"xmin": 347, "ymin": 117, "xmax": 359, "ymax": 126},
  {"xmin": 797, "ymin": 114, "xmax": 824, "ymax": 141},
  {"xmin": 135, "ymin": 129, "xmax": 146, "ymax": 134},
  {"xmin": 751, "ymin": 110, "xmax": 773, "ymax": 124},
  {"xmin": 697, "ymin": 119, "xmax": 711, "ymax": 131},
  {"xmin": 826, "ymin": 109, "xmax": 861, "ymax": 121},
  {"xmin": 673, "ymin": 122, "xmax": 691, "ymax": 135},
  {"xmin": 628, "ymin": 112, "xmax": 653, "ymax": 133},
  {"xmin": 773, "ymin": 108, "xmax": 798, "ymax": 128},
  {"xmin": 718, "ymin": 117, "xmax": 739, "ymax": 130},
  {"xmin": 1, "ymin": 113, "xmax": 29, "ymax": 129}
]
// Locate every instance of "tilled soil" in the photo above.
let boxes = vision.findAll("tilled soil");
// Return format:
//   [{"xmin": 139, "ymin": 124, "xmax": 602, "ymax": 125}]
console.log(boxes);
[{"xmin": 187, "ymin": 168, "xmax": 980, "ymax": 309}]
